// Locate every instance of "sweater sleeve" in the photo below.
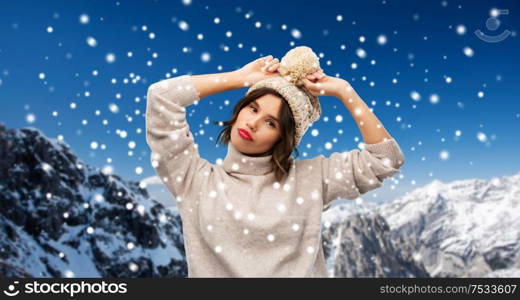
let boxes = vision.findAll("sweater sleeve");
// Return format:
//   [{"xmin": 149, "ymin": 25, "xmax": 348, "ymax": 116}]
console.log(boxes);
[
  {"xmin": 145, "ymin": 74, "xmax": 210, "ymax": 203},
  {"xmin": 319, "ymin": 137, "xmax": 405, "ymax": 211}
]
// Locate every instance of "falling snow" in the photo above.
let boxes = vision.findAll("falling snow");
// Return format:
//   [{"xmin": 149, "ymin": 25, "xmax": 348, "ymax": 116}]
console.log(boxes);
[
  {"xmin": 377, "ymin": 34, "xmax": 387, "ymax": 45},
  {"xmin": 462, "ymin": 46, "xmax": 474, "ymax": 57},
  {"xmin": 291, "ymin": 29, "xmax": 302, "ymax": 39},
  {"xmin": 3, "ymin": 0, "xmax": 509, "ymax": 225},
  {"xmin": 178, "ymin": 20, "xmax": 189, "ymax": 31},
  {"xmin": 79, "ymin": 14, "xmax": 90, "ymax": 24},
  {"xmin": 456, "ymin": 24, "xmax": 466, "ymax": 35},
  {"xmin": 105, "ymin": 53, "xmax": 116, "ymax": 63},
  {"xmin": 86, "ymin": 36, "xmax": 97, "ymax": 47}
]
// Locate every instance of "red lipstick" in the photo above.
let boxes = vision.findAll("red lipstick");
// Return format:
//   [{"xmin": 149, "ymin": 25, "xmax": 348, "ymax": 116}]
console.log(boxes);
[{"xmin": 238, "ymin": 128, "xmax": 253, "ymax": 141}]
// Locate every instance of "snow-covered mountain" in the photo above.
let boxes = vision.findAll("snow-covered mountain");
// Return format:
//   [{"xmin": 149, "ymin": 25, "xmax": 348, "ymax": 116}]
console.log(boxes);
[
  {"xmin": 0, "ymin": 124, "xmax": 428, "ymax": 278},
  {"xmin": 0, "ymin": 124, "xmax": 187, "ymax": 277},
  {"xmin": 321, "ymin": 204, "xmax": 430, "ymax": 278},
  {"xmin": 376, "ymin": 173, "xmax": 520, "ymax": 277},
  {"xmin": 323, "ymin": 172, "xmax": 520, "ymax": 278},
  {"xmin": 2, "ymin": 124, "xmax": 517, "ymax": 278}
]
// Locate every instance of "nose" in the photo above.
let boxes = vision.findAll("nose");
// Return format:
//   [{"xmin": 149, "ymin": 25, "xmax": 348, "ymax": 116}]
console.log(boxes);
[
  {"xmin": 246, "ymin": 116, "xmax": 261, "ymax": 131},
  {"xmin": 245, "ymin": 122, "xmax": 255, "ymax": 132}
]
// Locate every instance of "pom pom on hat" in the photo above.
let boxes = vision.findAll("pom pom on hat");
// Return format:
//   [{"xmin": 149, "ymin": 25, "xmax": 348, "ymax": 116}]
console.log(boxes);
[
  {"xmin": 246, "ymin": 46, "xmax": 322, "ymax": 147},
  {"xmin": 278, "ymin": 46, "xmax": 321, "ymax": 86}
]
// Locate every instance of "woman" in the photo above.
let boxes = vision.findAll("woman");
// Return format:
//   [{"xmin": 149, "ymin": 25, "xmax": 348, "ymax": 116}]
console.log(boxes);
[{"xmin": 145, "ymin": 46, "xmax": 405, "ymax": 277}]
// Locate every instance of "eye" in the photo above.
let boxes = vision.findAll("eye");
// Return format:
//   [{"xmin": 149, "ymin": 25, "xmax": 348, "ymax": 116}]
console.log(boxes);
[{"xmin": 249, "ymin": 104, "xmax": 276, "ymax": 128}]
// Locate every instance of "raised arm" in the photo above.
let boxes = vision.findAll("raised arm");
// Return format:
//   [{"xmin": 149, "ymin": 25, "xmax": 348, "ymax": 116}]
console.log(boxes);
[
  {"xmin": 302, "ymin": 70, "xmax": 393, "ymax": 144},
  {"xmin": 335, "ymin": 80, "xmax": 393, "ymax": 144},
  {"xmin": 191, "ymin": 54, "xmax": 282, "ymax": 98},
  {"xmin": 145, "ymin": 55, "xmax": 282, "ymax": 201},
  {"xmin": 190, "ymin": 71, "xmax": 243, "ymax": 99},
  {"xmin": 301, "ymin": 71, "xmax": 405, "ymax": 211},
  {"xmin": 145, "ymin": 72, "xmax": 246, "ymax": 201},
  {"xmin": 146, "ymin": 75, "xmax": 209, "ymax": 201},
  {"xmin": 318, "ymin": 138, "xmax": 404, "ymax": 211}
]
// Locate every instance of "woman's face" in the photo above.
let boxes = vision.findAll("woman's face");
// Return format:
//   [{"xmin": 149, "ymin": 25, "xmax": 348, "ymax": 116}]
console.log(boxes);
[{"xmin": 231, "ymin": 94, "xmax": 283, "ymax": 156}]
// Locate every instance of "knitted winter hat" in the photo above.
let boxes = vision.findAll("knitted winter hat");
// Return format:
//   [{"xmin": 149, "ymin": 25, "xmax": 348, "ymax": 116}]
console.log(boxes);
[{"xmin": 245, "ymin": 46, "xmax": 322, "ymax": 147}]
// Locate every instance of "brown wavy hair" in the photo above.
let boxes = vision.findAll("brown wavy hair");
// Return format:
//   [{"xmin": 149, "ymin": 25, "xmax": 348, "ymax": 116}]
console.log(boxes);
[{"xmin": 212, "ymin": 87, "xmax": 300, "ymax": 183}]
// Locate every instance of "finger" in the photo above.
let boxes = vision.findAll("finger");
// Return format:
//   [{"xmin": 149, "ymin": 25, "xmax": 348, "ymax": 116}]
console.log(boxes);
[
  {"xmin": 266, "ymin": 58, "xmax": 279, "ymax": 67},
  {"xmin": 264, "ymin": 61, "xmax": 277, "ymax": 72},
  {"xmin": 302, "ymin": 78, "xmax": 317, "ymax": 90},
  {"xmin": 268, "ymin": 63, "xmax": 280, "ymax": 72},
  {"xmin": 258, "ymin": 55, "xmax": 271, "ymax": 65},
  {"xmin": 263, "ymin": 55, "xmax": 274, "ymax": 64},
  {"xmin": 311, "ymin": 73, "xmax": 323, "ymax": 82},
  {"xmin": 305, "ymin": 78, "xmax": 325, "ymax": 95},
  {"xmin": 302, "ymin": 80, "xmax": 320, "ymax": 96},
  {"xmin": 266, "ymin": 59, "xmax": 279, "ymax": 71}
]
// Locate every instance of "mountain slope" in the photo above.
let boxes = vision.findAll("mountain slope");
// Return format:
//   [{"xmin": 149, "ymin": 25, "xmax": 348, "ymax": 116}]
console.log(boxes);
[
  {"xmin": 322, "ymin": 202, "xmax": 430, "ymax": 278},
  {"xmin": 0, "ymin": 124, "xmax": 187, "ymax": 277},
  {"xmin": 377, "ymin": 173, "xmax": 520, "ymax": 277}
]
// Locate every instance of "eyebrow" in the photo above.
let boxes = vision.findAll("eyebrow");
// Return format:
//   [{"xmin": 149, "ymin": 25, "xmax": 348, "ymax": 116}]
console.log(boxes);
[{"xmin": 252, "ymin": 100, "xmax": 280, "ymax": 125}]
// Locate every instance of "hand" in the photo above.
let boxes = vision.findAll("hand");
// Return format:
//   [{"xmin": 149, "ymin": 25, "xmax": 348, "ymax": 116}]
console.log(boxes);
[
  {"xmin": 235, "ymin": 55, "xmax": 281, "ymax": 87},
  {"xmin": 301, "ymin": 70, "xmax": 350, "ymax": 98}
]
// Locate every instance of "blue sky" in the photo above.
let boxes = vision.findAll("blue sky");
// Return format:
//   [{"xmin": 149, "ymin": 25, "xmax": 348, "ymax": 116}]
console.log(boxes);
[{"xmin": 1, "ymin": 0, "xmax": 519, "ymax": 202}]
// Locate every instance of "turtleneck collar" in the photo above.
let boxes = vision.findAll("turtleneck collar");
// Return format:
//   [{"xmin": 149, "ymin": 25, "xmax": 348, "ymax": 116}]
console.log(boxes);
[{"xmin": 221, "ymin": 142, "xmax": 274, "ymax": 176}]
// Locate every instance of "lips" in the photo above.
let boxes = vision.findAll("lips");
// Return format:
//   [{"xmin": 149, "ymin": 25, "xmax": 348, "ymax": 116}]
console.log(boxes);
[{"xmin": 238, "ymin": 128, "xmax": 253, "ymax": 141}]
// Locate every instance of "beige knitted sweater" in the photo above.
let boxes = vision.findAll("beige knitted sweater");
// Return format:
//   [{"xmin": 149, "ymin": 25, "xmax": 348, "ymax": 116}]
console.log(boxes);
[{"xmin": 145, "ymin": 75, "xmax": 405, "ymax": 277}]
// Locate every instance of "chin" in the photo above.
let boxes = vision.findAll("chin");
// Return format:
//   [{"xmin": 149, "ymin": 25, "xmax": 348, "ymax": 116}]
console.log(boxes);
[{"xmin": 232, "ymin": 139, "xmax": 259, "ymax": 155}]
